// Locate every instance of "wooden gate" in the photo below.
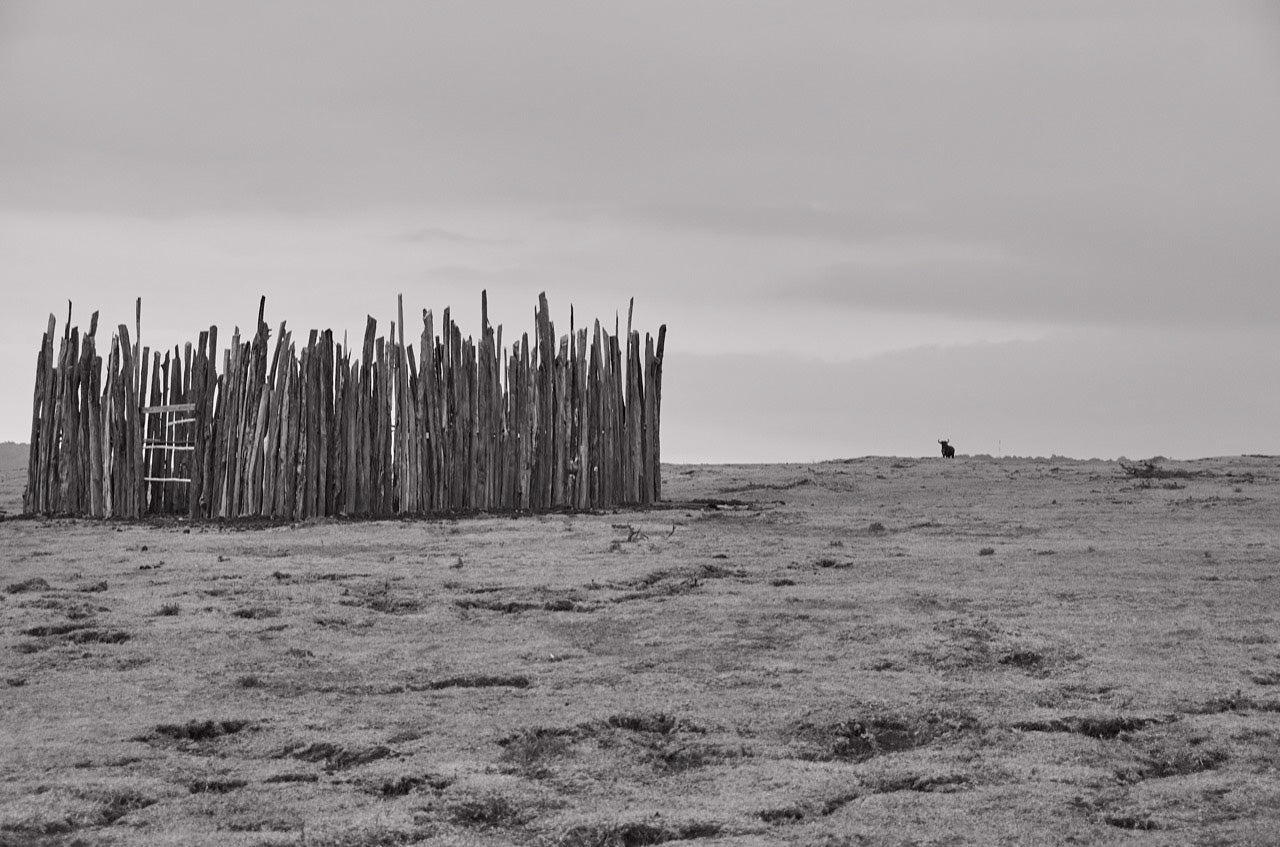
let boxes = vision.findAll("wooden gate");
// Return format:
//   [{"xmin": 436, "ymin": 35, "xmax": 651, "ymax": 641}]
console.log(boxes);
[{"xmin": 142, "ymin": 403, "xmax": 196, "ymax": 514}]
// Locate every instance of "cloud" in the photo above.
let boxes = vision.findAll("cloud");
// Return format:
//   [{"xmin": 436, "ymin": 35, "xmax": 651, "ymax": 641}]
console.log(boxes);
[
  {"xmin": 398, "ymin": 227, "xmax": 512, "ymax": 246},
  {"xmin": 559, "ymin": 187, "xmax": 1280, "ymax": 331},
  {"xmin": 420, "ymin": 264, "xmax": 524, "ymax": 283},
  {"xmin": 5, "ymin": 1, "xmax": 1277, "ymax": 219},
  {"xmin": 557, "ymin": 203, "xmax": 920, "ymax": 244},
  {"xmin": 783, "ymin": 219, "xmax": 1280, "ymax": 329}
]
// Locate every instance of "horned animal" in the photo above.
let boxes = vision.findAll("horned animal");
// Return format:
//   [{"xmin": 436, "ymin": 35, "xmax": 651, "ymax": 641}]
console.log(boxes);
[{"xmin": 938, "ymin": 439, "xmax": 955, "ymax": 459}]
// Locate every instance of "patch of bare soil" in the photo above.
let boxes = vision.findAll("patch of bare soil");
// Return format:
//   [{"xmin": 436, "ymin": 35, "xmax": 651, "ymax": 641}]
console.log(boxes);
[{"xmin": 2, "ymin": 455, "xmax": 1279, "ymax": 844}]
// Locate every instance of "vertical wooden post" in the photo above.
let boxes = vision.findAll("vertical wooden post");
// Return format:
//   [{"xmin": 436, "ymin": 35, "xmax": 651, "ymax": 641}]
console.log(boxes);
[
  {"xmin": 405, "ymin": 341, "xmax": 421, "ymax": 514},
  {"xmin": 113, "ymin": 325, "xmax": 134, "ymax": 517},
  {"xmin": 321, "ymin": 330, "xmax": 335, "ymax": 517},
  {"xmin": 102, "ymin": 336, "xmax": 117, "ymax": 517},
  {"xmin": 86, "ymin": 319, "xmax": 104, "ymax": 518},
  {"xmin": 74, "ymin": 326, "xmax": 96, "ymax": 515},
  {"xmin": 286, "ymin": 336, "xmax": 302, "ymax": 519},
  {"xmin": 643, "ymin": 333, "xmax": 656, "ymax": 505},
  {"xmin": 343, "ymin": 356, "xmax": 359, "ymax": 515},
  {"xmin": 332, "ymin": 343, "xmax": 348, "ymax": 515},
  {"xmin": 298, "ymin": 335, "xmax": 314, "ymax": 518},
  {"xmin": 49, "ymin": 328, "xmax": 71, "ymax": 514},
  {"xmin": 395, "ymin": 295, "xmax": 407, "ymax": 514},
  {"xmin": 198, "ymin": 326, "xmax": 218, "ymax": 518},
  {"xmin": 573, "ymin": 327, "xmax": 589, "ymax": 510},
  {"xmin": 25, "ymin": 316, "xmax": 55, "ymax": 515},
  {"xmin": 651, "ymin": 325, "xmax": 665, "ymax": 502},
  {"xmin": 626, "ymin": 330, "xmax": 644, "ymax": 505}
]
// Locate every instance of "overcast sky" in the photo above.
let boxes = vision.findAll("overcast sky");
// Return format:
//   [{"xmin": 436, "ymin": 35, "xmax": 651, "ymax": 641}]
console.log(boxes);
[{"xmin": 2, "ymin": 1, "xmax": 1277, "ymax": 461}]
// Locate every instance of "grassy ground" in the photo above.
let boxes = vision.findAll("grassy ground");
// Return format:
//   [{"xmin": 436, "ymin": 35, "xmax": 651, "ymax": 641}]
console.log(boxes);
[{"xmin": 1, "ymin": 455, "xmax": 1278, "ymax": 845}]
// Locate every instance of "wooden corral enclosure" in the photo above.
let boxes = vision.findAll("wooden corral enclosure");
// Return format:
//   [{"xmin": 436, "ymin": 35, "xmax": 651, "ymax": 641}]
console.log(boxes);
[{"xmin": 23, "ymin": 293, "xmax": 666, "ymax": 519}]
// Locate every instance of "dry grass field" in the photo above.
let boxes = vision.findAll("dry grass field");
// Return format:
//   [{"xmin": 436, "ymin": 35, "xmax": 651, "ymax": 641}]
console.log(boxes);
[{"xmin": 2, "ymin": 452, "xmax": 1278, "ymax": 846}]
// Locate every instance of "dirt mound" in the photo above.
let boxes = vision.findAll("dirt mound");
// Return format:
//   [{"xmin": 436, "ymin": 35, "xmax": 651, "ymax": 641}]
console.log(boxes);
[
  {"xmin": 556, "ymin": 820, "xmax": 721, "ymax": 846},
  {"xmin": 1012, "ymin": 714, "xmax": 1173, "ymax": 739},
  {"xmin": 414, "ymin": 674, "xmax": 530, "ymax": 691},
  {"xmin": 791, "ymin": 710, "xmax": 978, "ymax": 762},
  {"xmin": 5, "ymin": 577, "xmax": 51, "ymax": 594},
  {"xmin": 280, "ymin": 741, "xmax": 393, "ymax": 772},
  {"xmin": 151, "ymin": 719, "xmax": 252, "ymax": 742}
]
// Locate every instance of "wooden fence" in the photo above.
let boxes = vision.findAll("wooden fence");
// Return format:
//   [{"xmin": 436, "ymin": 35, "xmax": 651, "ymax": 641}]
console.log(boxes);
[{"xmin": 23, "ymin": 293, "xmax": 666, "ymax": 519}]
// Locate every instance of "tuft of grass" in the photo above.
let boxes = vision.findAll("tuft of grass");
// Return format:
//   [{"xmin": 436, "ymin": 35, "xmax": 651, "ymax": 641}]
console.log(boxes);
[
  {"xmin": 365, "ymin": 772, "xmax": 450, "ymax": 798},
  {"xmin": 283, "ymin": 741, "xmax": 392, "ymax": 772},
  {"xmin": 998, "ymin": 650, "xmax": 1045, "ymax": 670},
  {"xmin": 1118, "ymin": 460, "xmax": 1197, "ymax": 480},
  {"xmin": 454, "ymin": 597, "xmax": 538, "ymax": 613},
  {"xmin": 22, "ymin": 622, "xmax": 92, "ymax": 637},
  {"xmin": 606, "ymin": 712, "xmax": 683, "ymax": 735},
  {"xmin": 1132, "ymin": 743, "xmax": 1229, "ymax": 780},
  {"xmin": 863, "ymin": 772, "xmax": 971, "ymax": 794},
  {"xmin": 91, "ymin": 786, "xmax": 160, "ymax": 825},
  {"xmin": 264, "ymin": 772, "xmax": 319, "ymax": 784},
  {"xmin": 653, "ymin": 742, "xmax": 746, "ymax": 773},
  {"xmin": 498, "ymin": 728, "xmax": 573, "ymax": 775},
  {"xmin": 1012, "ymin": 714, "xmax": 1170, "ymax": 739},
  {"xmin": 305, "ymin": 823, "xmax": 434, "ymax": 847},
  {"xmin": 1104, "ymin": 813, "xmax": 1160, "ymax": 831},
  {"xmin": 556, "ymin": 820, "xmax": 721, "ymax": 846},
  {"xmin": 155, "ymin": 603, "xmax": 181, "ymax": 617},
  {"xmin": 1191, "ymin": 690, "xmax": 1280, "ymax": 714},
  {"xmin": 5, "ymin": 577, "xmax": 52, "ymax": 594},
  {"xmin": 792, "ymin": 711, "xmax": 978, "ymax": 762},
  {"xmin": 68, "ymin": 629, "xmax": 130, "ymax": 644},
  {"xmin": 235, "ymin": 674, "xmax": 265, "ymax": 689},
  {"xmin": 421, "ymin": 674, "xmax": 530, "ymax": 690},
  {"xmin": 4, "ymin": 785, "xmax": 163, "ymax": 832},
  {"xmin": 448, "ymin": 793, "xmax": 525, "ymax": 829},
  {"xmin": 364, "ymin": 593, "xmax": 422, "ymax": 614},
  {"xmin": 188, "ymin": 778, "xmax": 248, "ymax": 794},
  {"xmin": 151, "ymin": 719, "xmax": 251, "ymax": 742},
  {"xmin": 231, "ymin": 606, "xmax": 280, "ymax": 620},
  {"xmin": 369, "ymin": 775, "xmax": 425, "ymax": 797},
  {"xmin": 758, "ymin": 806, "xmax": 807, "ymax": 824}
]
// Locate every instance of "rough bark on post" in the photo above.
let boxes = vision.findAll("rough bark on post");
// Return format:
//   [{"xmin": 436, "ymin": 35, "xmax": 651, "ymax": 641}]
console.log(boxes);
[
  {"xmin": 26, "ymin": 317, "xmax": 54, "ymax": 514},
  {"xmin": 651, "ymin": 325, "xmax": 666, "ymax": 502}
]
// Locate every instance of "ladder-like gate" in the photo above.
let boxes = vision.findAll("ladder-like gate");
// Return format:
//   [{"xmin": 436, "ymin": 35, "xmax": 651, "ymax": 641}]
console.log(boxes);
[{"xmin": 142, "ymin": 403, "xmax": 196, "ymax": 514}]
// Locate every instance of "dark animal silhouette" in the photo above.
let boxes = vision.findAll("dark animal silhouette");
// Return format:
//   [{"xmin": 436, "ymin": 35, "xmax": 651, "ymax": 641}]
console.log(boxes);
[{"xmin": 938, "ymin": 439, "xmax": 955, "ymax": 459}]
